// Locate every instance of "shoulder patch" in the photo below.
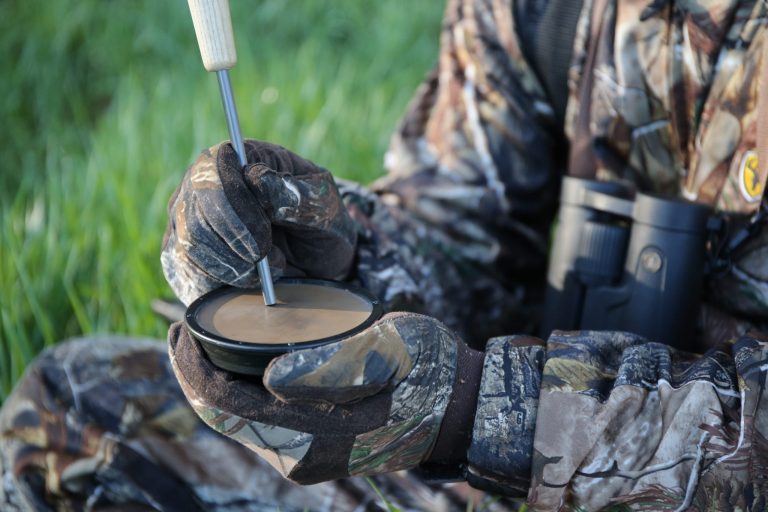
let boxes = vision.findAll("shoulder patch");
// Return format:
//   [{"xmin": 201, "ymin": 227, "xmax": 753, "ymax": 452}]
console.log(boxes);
[{"xmin": 738, "ymin": 150, "xmax": 764, "ymax": 203}]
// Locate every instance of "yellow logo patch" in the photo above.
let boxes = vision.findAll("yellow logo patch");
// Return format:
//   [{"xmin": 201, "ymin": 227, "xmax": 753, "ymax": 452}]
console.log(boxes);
[{"xmin": 739, "ymin": 150, "xmax": 763, "ymax": 203}]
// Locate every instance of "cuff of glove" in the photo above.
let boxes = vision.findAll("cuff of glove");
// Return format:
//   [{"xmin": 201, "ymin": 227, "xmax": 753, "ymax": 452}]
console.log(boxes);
[
  {"xmin": 419, "ymin": 341, "xmax": 484, "ymax": 481},
  {"xmin": 466, "ymin": 336, "xmax": 546, "ymax": 497}
]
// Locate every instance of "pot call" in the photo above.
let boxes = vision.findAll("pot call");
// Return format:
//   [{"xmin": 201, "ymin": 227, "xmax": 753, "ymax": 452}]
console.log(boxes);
[{"xmin": 183, "ymin": 1, "xmax": 382, "ymax": 375}]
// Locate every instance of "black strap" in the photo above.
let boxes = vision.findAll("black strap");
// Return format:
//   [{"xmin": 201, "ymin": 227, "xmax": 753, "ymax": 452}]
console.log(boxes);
[{"xmin": 532, "ymin": 0, "xmax": 584, "ymax": 127}]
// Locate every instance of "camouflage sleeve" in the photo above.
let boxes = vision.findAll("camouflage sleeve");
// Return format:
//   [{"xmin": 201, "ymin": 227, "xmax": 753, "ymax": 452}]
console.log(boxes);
[
  {"xmin": 337, "ymin": 0, "xmax": 563, "ymax": 343},
  {"xmin": 466, "ymin": 331, "xmax": 768, "ymax": 510}
]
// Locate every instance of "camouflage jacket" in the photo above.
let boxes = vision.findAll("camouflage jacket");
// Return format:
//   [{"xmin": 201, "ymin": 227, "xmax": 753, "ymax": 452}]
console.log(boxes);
[
  {"xmin": 339, "ymin": 0, "xmax": 768, "ymax": 509},
  {"xmin": 4, "ymin": 1, "xmax": 766, "ymax": 511}
]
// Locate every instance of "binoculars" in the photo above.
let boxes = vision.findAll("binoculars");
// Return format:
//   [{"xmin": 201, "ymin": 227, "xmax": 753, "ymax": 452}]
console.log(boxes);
[{"xmin": 541, "ymin": 177, "xmax": 713, "ymax": 350}]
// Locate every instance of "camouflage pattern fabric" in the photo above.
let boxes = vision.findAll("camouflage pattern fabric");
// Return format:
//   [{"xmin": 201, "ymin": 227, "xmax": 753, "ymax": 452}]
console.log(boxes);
[
  {"xmin": 362, "ymin": 0, "xmax": 562, "ymax": 344},
  {"xmin": 467, "ymin": 337, "xmax": 545, "ymax": 497},
  {"xmin": 564, "ymin": 0, "xmax": 768, "ymax": 325},
  {"xmin": 4, "ymin": 0, "xmax": 768, "ymax": 509},
  {"xmin": 0, "ymin": 336, "xmax": 514, "ymax": 512},
  {"xmin": 0, "ymin": 337, "xmax": 365, "ymax": 511},
  {"xmin": 527, "ymin": 330, "xmax": 768, "ymax": 511},
  {"xmin": 375, "ymin": 1, "xmax": 768, "ymax": 504},
  {"xmin": 168, "ymin": 313, "xmax": 464, "ymax": 483},
  {"xmin": 374, "ymin": 0, "xmax": 768, "ymax": 341},
  {"xmin": 465, "ymin": 330, "xmax": 768, "ymax": 510},
  {"xmin": 161, "ymin": 140, "xmax": 357, "ymax": 306}
]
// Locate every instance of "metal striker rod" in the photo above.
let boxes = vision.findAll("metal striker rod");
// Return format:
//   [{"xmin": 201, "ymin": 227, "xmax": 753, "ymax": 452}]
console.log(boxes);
[
  {"xmin": 217, "ymin": 70, "xmax": 248, "ymax": 166},
  {"xmin": 216, "ymin": 70, "xmax": 278, "ymax": 306}
]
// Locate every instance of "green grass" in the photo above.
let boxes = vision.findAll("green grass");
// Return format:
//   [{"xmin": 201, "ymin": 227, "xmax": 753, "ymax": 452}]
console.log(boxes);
[
  {"xmin": 366, "ymin": 478, "xmax": 403, "ymax": 512},
  {"xmin": 0, "ymin": 0, "xmax": 443, "ymax": 400}
]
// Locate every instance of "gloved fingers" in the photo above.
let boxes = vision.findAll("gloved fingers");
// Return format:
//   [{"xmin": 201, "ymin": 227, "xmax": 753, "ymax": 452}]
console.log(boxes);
[
  {"xmin": 161, "ymin": 236, "xmax": 227, "ymax": 306},
  {"xmin": 206, "ymin": 143, "xmax": 273, "ymax": 261},
  {"xmin": 264, "ymin": 313, "xmax": 461, "ymax": 478},
  {"xmin": 162, "ymin": 143, "xmax": 297, "ymax": 304},
  {"xmin": 264, "ymin": 314, "xmax": 414, "ymax": 405},
  {"xmin": 245, "ymin": 165, "xmax": 356, "ymax": 279},
  {"xmin": 244, "ymin": 139, "xmax": 330, "ymax": 179},
  {"xmin": 180, "ymin": 191, "xmax": 266, "ymax": 280},
  {"xmin": 248, "ymin": 164, "xmax": 346, "ymax": 230},
  {"xmin": 241, "ymin": 140, "xmax": 357, "ymax": 280},
  {"xmin": 169, "ymin": 313, "xmax": 458, "ymax": 481},
  {"xmin": 271, "ymin": 222, "xmax": 355, "ymax": 280},
  {"xmin": 168, "ymin": 321, "xmax": 389, "ymax": 434}
]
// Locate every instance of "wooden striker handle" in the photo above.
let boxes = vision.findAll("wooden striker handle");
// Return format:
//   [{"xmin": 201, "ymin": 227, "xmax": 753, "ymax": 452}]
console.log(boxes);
[{"xmin": 187, "ymin": 0, "xmax": 237, "ymax": 71}]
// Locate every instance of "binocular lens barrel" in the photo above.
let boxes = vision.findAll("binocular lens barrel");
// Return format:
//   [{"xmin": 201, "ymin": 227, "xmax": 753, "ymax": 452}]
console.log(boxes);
[{"xmin": 542, "ymin": 177, "xmax": 712, "ymax": 350}]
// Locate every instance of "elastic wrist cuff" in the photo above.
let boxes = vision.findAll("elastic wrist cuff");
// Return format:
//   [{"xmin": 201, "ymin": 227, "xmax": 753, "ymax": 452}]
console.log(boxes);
[
  {"xmin": 418, "ymin": 341, "xmax": 484, "ymax": 482},
  {"xmin": 466, "ymin": 336, "xmax": 545, "ymax": 496}
]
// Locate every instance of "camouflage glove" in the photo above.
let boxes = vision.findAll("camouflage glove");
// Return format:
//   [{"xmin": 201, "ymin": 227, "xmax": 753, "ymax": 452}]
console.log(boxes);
[
  {"xmin": 168, "ymin": 312, "xmax": 485, "ymax": 484},
  {"xmin": 161, "ymin": 140, "xmax": 357, "ymax": 305}
]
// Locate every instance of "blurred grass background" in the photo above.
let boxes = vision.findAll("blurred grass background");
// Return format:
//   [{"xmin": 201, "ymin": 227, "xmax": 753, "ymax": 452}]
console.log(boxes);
[{"xmin": 0, "ymin": 0, "xmax": 443, "ymax": 400}]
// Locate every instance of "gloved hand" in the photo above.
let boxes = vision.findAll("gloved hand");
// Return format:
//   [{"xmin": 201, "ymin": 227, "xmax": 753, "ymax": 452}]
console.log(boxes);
[
  {"xmin": 161, "ymin": 140, "xmax": 358, "ymax": 305},
  {"xmin": 168, "ymin": 312, "xmax": 484, "ymax": 484}
]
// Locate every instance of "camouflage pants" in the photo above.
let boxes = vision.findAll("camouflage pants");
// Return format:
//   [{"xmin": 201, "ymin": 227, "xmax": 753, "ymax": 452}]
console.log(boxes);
[{"xmin": 0, "ymin": 336, "xmax": 514, "ymax": 512}]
